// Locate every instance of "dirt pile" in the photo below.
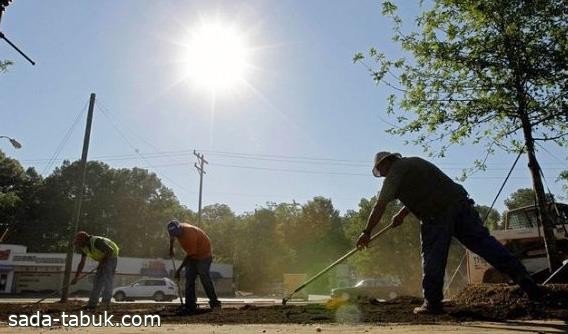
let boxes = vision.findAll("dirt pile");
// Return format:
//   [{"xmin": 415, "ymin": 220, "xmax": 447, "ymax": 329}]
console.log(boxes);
[
  {"xmin": 448, "ymin": 284, "xmax": 568, "ymax": 321},
  {"xmin": 454, "ymin": 284, "xmax": 568, "ymax": 307},
  {"xmin": 0, "ymin": 285, "xmax": 566, "ymax": 325}
]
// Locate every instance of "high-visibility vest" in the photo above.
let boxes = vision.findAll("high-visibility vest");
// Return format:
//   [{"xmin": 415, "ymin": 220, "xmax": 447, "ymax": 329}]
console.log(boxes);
[{"xmin": 81, "ymin": 236, "xmax": 119, "ymax": 262}]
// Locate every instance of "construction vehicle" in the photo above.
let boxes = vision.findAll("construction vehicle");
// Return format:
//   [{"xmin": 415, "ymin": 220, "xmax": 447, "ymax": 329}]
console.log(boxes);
[{"xmin": 467, "ymin": 202, "xmax": 568, "ymax": 284}]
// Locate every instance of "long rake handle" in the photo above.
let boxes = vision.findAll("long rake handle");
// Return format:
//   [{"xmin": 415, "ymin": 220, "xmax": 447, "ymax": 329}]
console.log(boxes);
[
  {"xmin": 33, "ymin": 267, "xmax": 97, "ymax": 304},
  {"xmin": 282, "ymin": 223, "xmax": 393, "ymax": 303}
]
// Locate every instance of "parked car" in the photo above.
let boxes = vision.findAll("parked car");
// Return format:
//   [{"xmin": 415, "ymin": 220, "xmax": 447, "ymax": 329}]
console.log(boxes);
[
  {"xmin": 113, "ymin": 277, "xmax": 178, "ymax": 302},
  {"xmin": 330, "ymin": 278, "xmax": 403, "ymax": 301}
]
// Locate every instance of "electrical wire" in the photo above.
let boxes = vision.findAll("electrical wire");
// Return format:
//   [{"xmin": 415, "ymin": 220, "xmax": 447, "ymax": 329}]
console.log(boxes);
[
  {"xmin": 95, "ymin": 103, "xmax": 190, "ymax": 192},
  {"xmin": 20, "ymin": 149, "xmax": 567, "ymax": 171},
  {"xmin": 41, "ymin": 100, "xmax": 89, "ymax": 175}
]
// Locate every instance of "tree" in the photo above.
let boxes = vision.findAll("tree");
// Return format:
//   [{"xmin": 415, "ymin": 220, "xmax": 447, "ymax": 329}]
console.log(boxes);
[
  {"xmin": 19, "ymin": 160, "xmax": 191, "ymax": 255},
  {"xmin": 200, "ymin": 204, "xmax": 236, "ymax": 263},
  {"xmin": 0, "ymin": 150, "xmax": 43, "ymax": 245},
  {"xmin": 504, "ymin": 187, "xmax": 555, "ymax": 211},
  {"xmin": 559, "ymin": 171, "xmax": 568, "ymax": 199},
  {"xmin": 474, "ymin": 204, "xmax": 501, "ymax": 231},
  {"xmin": 355, "ymin": 0, "xmax": 568, "ymax": 271},
  {"xmin": 0, "ymin": 60, "xmax": 13, "ymax": 73}
]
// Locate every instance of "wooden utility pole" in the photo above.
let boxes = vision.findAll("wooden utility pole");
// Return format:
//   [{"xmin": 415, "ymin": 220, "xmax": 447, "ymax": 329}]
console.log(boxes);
[
  {"xmin": 60, "ymin": 93, "xmax": 96, "ymax": 302},
  {"xmin": 193, "ymin": 150, "xmax": 207, "ymax": 225}
]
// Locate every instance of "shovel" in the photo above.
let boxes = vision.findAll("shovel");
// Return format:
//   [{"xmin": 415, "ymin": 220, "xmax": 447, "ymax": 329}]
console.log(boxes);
[{"xmin": 171, "ymin": 257, "xmax": 184, "ymax": 307}]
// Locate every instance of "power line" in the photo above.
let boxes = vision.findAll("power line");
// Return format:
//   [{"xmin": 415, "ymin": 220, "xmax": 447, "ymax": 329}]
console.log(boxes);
[
  {"xmin": 535, "ymin": 141, "xmax": 568, "ymax": 169},
  {"xmin": 95, "ymin": 103, "xmax": 190, "ymax": 192},
  {"xmin": 41, "ymin": 100, "xmax": 89, "ymax": 175},
  {"xmin": 203, "ymin": 162, "xmax": 536, "ymax": 179},
  {"xmin": 209, "ymin": 162, "xmax": 369, "ymax": 176},
  {"xmin": 20, "ymin": 149, "xmax": 568, "ymax": 170},
  {"xmin": 201, "ymin": 150, "xmax": 370, "ymax": 164}
]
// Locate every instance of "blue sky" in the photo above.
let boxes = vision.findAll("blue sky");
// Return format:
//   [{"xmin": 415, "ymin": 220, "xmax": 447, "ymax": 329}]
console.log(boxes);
[{"xmin": 1, "ymin": 0, "xmax": 567, "ymax": 216}]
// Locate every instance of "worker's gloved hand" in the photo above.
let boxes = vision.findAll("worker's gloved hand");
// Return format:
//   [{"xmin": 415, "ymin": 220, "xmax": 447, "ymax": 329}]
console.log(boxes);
[
  {"xmin": 70, "ymin": 277, "xmax": 78, "ymax": 285},
  {"xmin": 356, "ymin": 232, "xmax": 371, "ymax": 249},
  {"xmin": 391, "ymin": 212, "xmax": 406, "ymax": 227}
]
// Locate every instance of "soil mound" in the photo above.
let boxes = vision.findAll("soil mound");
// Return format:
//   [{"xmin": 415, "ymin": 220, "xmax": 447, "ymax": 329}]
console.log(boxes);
[{"xmin": 1, "ymin": 286, "xmax": 566, "ymax": 325}]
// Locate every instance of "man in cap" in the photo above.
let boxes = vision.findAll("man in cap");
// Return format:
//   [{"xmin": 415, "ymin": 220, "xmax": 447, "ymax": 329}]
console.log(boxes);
[
  {"xmin": 357, "ymin": 152, "xmax": 541, "ymax": 314},
  {"xmin": 71, "ymin": 231, "xmax": 119, "ymax": 309},
  {"xmin": 168, "ymin": 219, "xmax": 221, "ymax": 315}
]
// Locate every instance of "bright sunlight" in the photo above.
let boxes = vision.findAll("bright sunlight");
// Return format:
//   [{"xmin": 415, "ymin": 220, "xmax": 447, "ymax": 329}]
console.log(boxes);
[{"xmin": 183, "ymin": 21, "xmax": 250, "ymax": 92}]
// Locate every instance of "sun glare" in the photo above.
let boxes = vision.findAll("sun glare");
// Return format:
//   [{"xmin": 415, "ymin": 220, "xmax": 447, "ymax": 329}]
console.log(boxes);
[{"xmin": 183, "ymin": 22, "xmax": 249, "ymax": 92}]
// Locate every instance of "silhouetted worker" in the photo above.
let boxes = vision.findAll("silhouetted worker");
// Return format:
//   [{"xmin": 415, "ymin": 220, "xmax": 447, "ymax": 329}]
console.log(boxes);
[
  {"xmin": 168, "ymin": 220, "xmax": 221, "ymax": 315},
  {"xmin": 357, "ymin": 151, "xmax": 541, "ymax": 314},
  {"xmin": 72, "ymin": 231, "xmax": 119, "ymax": 309}
]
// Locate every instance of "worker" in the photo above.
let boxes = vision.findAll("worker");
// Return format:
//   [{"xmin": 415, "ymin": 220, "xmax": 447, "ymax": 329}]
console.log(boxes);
[
  {"xmin": 357, "ymin": 151, "xmax": 541, "ymax": 314},
  {"xmin": 71, "ymin": 231, "xmax": 119, "ymax": 309},
  {"xmin": 168, "ymin": 219, "xmax": 221, "ymax": 315}
]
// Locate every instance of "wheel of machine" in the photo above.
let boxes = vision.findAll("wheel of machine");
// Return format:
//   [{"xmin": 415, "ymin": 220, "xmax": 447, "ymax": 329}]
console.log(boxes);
[
  {"xmin": 113, "ymin": 291, "xmax": 126, "ymax": 302},
  {"xmin": 153, "ymin": 291, "xmax": 165, "ymax": 301}
]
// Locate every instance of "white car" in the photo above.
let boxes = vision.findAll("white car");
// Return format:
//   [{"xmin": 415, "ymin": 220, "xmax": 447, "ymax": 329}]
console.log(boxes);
[
  {"xmin": 331, "ymin": 278, "xmax": 403, "ymax": 301},
  {"xmin": 113, "ymin": 278, "xmax": 179, "ymax": 302}
]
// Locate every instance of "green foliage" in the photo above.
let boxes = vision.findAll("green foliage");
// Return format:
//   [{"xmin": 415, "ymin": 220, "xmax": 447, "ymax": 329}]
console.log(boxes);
[
  {"xmin": 7, "ymin": 159, "xmax": 192, "ymax": 255},
  {"xmin": 474, "ymin": 204, "xmax": 501, "ymax": 231},
  {"xmin": 200, "ymin": 203, "xmax": 235, "ymax": 263},
  {"xmin": 0, "ymin": 60, "xmax": 13, "ymax": 73},
  {"xmin": 561, "ymin": 171, "xmax": 568, "ymax": 198},
  {"xmin": 356, "ymin": 0, "xmax": 568, "ymax": 169},
  {"xmin": 504, "ymin": 187, "xmax": 555, "ymax": 211},
  {"xmin": 0, "ymin": 150, "xmax": 43, "ymax": 243},
  {"xmin": 343, "ymin": 197, "xmax": 423, "ymax": 296}
]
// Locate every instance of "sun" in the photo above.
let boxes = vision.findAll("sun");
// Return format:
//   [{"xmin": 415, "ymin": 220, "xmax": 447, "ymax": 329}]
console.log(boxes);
[{"xmin": 183, "ymin": 21, "xmax": 250, "ymax": 92}]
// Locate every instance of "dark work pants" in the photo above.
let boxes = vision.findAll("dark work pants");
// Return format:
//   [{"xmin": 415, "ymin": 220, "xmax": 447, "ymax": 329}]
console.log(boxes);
[
  {"xmin": 184, "ymin": 257, "xmax": 220, "ymax": 310},
  {"xmin": 420, "ymin": 200, "xmax": 531, "ymax": 305},
  {"xmin": 88, "ymin": 256, "xmax": 117, "ymax": 306}
]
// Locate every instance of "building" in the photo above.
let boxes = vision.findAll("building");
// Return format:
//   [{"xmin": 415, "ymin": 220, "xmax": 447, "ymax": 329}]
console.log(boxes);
[{"xmin": 0, "ymin": 244, "xmax": 234, "ymax": 296}]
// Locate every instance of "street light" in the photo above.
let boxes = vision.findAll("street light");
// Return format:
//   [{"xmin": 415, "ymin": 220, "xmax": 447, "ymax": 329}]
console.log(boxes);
[{"xmin": 0, "ymin": 135, "xmax": 22, "ymax": 149}]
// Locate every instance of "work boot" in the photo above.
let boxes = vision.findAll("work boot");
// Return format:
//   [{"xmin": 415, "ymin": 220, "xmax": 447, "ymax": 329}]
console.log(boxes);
[
  {"xmin": 413, "ymin": 300, "xmax": 444, "ymax": 315},
  {"xmin": 518, "ymin": 276, "xmax": 542, "ymax": 302},
  {"xmin": 210, "ymin": 301, "xmax": 222, "ymax": 311},
  {"xmin": 83, "ymin": 303, "xmax": 97, "ymax": 311},
  {"xmin": 100, "ymin": 301, "xmax": 111, "ymax": 311},
  {"xmin": 176, "ymin": 306, "xmax": 196, "ymax": 316}
]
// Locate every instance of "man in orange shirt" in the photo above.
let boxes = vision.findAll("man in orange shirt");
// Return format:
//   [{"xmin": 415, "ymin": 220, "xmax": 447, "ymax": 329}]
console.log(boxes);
[{"xmin": 168, "ymin": 219, "xmax": 221, "ymax": 315}]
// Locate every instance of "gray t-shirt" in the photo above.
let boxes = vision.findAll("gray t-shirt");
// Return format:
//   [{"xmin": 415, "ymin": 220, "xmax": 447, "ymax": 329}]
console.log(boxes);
[{"xmin": 377, "ymin": 157, "xmax": 468, "ymax": 220}]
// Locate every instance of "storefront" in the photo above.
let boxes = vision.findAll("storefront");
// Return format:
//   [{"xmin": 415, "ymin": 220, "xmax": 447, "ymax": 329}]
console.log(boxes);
[{"xmin": 0, "ymin": 244, "xmax": 234, "ymax": 296}]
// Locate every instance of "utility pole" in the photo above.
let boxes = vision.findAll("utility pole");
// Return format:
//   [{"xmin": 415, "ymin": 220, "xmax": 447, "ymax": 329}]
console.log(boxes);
[
  {"xmin": 193, "ymin": 150, "xmax": 207, "ymax": 225},
  {"xmin": 60, "ymin": 93, "xmax": 96, "ymax": 302}
]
